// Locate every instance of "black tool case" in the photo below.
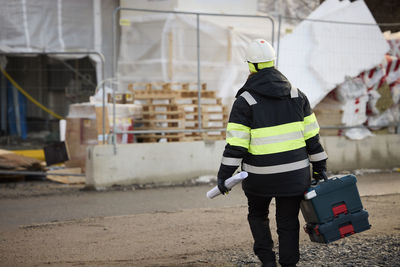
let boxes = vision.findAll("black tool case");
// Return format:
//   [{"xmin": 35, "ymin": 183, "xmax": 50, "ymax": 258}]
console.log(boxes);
[{"xmin": 301, "ymin": 175, "xmax": 371, "ymax": 243}]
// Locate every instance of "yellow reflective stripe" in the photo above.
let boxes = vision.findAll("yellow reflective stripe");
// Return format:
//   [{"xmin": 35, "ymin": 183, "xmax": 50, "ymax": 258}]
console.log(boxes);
[
  {"xmin": 227, "ymin": 130, "xmax": 250, "ymax": 140},
  {"xmin": 227, "ymin": 137, "xmax": 250, "ymax": 149},
  {"xmin": 305, "ymin": 121, "xmax": 318, "ymax": 133},
  {"xmin": 249, "ymin": 138, "xmax": 306, "ymax": 155},
  {"xmin": 226, "ymin": 122, "xmax": 250, "ymax": 149},
  {"xmin": 227, "ymin": 122, "xmax": 251, "ymax": 133},
  {"xmin": 304, "ymin": 113, "xmax": 320, "ymax": 140},
  {"xmin": 304, "ymin": 126, "xmax": 319, "ymax": 140},
  {"xmin": 248, "ymin": 121, "xmax": 305, "ymax": 155},
  {"xmin": 304, "ymin": 113, "xmax": 317, "ymax": 125},
  {"xmin": 251, "ymin": 131, "xmax": 304, "ymax": 146},
  {"xmin": 251, "ymin": 121, "xmax": 304, "ymax": 138}
]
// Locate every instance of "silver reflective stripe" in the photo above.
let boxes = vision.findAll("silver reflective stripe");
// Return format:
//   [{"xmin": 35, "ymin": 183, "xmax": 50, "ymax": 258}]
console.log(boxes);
[
  {"xmin": 290, "ymin": 86, "xmax": 298, "ymax": 98},
  {"xmin": 221, "ymin": 157, "xmax": 242, "ymax": 166},
  {"xmin": 240, "ymin": 91, "xmax": 257, "ymax": 106},
  {"xmin": 227, "ymin": 130, "xmax": 251, "ymax": 140},
  {"xmin": 243, "ymin": 159, "xmax": 310, "ymax": 175},
  {"xmin": 305, "ymin": 121, "xmax": 319, "ymax": 133},
  {"xmin": 309, "ymin": 151, "xmax": 328, "ymax": 162},
  {"xmin": 251, "ymin": 131, "xmax": 304, "ymax": 146}
]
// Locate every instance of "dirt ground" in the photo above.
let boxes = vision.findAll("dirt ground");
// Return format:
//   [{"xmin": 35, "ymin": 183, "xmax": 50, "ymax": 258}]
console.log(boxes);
[{"xmin": 0, "ymin": 192, "xmax": 399, "ymax": 266}]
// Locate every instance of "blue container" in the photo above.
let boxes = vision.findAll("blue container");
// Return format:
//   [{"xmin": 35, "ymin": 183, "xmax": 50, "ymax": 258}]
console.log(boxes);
[
  {"xmin": 301, "ymin": 175, "xmax": 363, "ymax": 224},
  {"xmin": 304, "ymin": 209, "xmax": 371, "ymax": 243}
]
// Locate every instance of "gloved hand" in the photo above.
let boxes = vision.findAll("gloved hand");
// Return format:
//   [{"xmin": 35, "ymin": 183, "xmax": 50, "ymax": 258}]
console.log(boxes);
[
  {"xmin": 312, "ymin": 170, "xmax": 328, "ymax": 182},
  {"xmin": 217, "ymin": 177, "xmax": 230, "ymax": 195},
  {"xmin": 312, "ymin": 160, "xmax": 327, "ymax": 182}
]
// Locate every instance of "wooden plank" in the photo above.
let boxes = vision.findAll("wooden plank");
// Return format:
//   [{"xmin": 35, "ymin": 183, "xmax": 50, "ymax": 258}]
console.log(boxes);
[
  {"xmin": 47, "ymin": 168, "xmax": 85, "ymax": 184},
  {"xmin": 175, "ymin": 98, "xmax": 222, "ymax": 105},
  {"xmin": 0, "ymin": 152, "xmax": 43, "ymax": 170},
  {"xmin": 134, "ymin": 93, "xmax": 179, "ymax": 100},
  {"xmin": 142, "ymin": 110, "xmax": 182, "ymax": 116},
  {"xmin": 178, "ymin": 91, "xmax": 215, "ymax": 98},
  {"xmin": 0, "ymin": 149, "xmax": 12, "ymax": 156}
]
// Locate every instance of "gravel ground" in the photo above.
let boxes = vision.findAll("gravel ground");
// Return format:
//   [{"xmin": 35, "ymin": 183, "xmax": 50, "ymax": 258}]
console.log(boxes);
[
  {"xmin": 207, "ymin": 234, "xmax": 400, "ymax": 267},
  {"xmin": 1, "ymin": 173, "xmax": 399, "ymax": 267},
  {"xmin": 299, "ymin": 235, "xmax": 400, "ymax": 267}
]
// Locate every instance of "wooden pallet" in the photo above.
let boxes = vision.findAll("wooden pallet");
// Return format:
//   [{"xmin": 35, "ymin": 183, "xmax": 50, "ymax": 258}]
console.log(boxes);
[
  {"xmin": 129, "ymin": 82, "xmax": 228, "ymax": 143},
  {"xmin": 183, "ymin": 131, "xmax": 226, "ymax": 141},
  {"xmin": 135, "ymin": 132, "xmax": 186, "ymax": 143}
]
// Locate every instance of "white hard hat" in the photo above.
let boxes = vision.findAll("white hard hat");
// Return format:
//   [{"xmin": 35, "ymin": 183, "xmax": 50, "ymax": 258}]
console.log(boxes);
[{"xmin": 245, "ymin": 39, "xmax": 276, "ymax": 63}]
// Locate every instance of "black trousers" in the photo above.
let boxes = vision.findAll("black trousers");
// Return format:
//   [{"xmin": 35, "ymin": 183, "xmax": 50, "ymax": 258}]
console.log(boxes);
[{"xmin": 245, "ymin": 192, "xmax": 302, "ymax": 266}]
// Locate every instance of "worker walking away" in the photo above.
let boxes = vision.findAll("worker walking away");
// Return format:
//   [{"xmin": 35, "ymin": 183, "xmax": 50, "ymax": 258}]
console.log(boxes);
[{"xmin": 217, "ymin": 39, "xmax": 328, "ymax": 267}]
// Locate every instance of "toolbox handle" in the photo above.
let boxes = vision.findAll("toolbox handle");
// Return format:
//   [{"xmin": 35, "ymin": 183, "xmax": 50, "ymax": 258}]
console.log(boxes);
[{"xmin": 311, "ymin": 171, "xmax": 328, "ymax": 185}]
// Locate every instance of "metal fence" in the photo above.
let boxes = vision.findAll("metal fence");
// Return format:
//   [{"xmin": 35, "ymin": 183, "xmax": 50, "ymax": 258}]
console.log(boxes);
[
  {"xmin": 1, "ymin": 7, "xmax": 399, "ymax": 152},
  {"xmin": 109, "ymin": 7, "xmax": 400, "ymax": 153},
  {"xmin": 110, "ymin": 7, "xmax": 275, "ymax": 153}
]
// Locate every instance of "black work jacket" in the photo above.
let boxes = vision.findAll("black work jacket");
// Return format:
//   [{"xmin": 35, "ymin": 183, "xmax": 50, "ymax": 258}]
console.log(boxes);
[{"xmin": 218, "ymin": 67, "xmax": 327, "ymax": 197}]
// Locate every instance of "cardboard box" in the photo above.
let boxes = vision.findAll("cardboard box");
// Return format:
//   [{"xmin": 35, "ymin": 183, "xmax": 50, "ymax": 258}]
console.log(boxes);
[
  {"xmin": 314, "ymin": 96, "xmax": 344, "ymax": 136},
  {"xmin": 107, "ymin": 93, "xmax": 134, "ymax": 104},
  {"xmin": 65, "ymin": 104, "xmax": 110, "ymax": 171}
]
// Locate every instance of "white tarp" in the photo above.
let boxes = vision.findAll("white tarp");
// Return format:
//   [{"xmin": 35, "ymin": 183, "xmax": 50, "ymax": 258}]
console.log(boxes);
[
  {"xmin": 0, "ymin": 0, "xmax": 93, "ymax": 52},
  {"xmin": 117, "ymin": 11, "xmax": 274, "ymax": 104},
  {"xmin": 278, "ymin": 0, "xmax": 389, "ymax": 108},
  {"xmin": 0, "ymin": 0, "xmax": 113, "ymax": 82}
]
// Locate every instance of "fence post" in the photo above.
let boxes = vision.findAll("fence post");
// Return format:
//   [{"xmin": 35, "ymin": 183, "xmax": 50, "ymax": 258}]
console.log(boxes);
[
  {"xmin": 276, "ymin": 14, "xmax": 282, "ymax": 68},
  {"xmin": 196, "ymin": 14, "xmax": 202, "ymax": 131}
]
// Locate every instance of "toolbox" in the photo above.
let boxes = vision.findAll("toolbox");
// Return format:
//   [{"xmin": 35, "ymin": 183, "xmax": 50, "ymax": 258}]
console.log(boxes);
[
  {"xmin": 304, "ymin": 209, "xmax": 371, "ymax": 243},
  {"xmin": 301, "ymin": 175, "xmax": 363, "ymax": 224}
]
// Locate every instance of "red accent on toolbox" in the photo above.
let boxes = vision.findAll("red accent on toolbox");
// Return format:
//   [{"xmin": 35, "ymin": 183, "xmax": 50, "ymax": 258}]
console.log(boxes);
[
  {"xmin": 339, "ymin": 224, "xmax": 355, "ymax": 238},
  {"xmin": 332, "ymin": 203, "xmax": 348, "ymax": 217},
  {"xmin": 314, "ymin": 225, "xmax": 320, "ymax": 236}
]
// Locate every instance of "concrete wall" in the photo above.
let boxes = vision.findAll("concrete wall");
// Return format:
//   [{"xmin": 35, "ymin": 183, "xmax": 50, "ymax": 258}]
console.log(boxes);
[
  {"xmin": 86, "ymin": 135, "xmax": 400, "ymax": 189},
  {"xmin": 321, "ymin": 135, "xmax": 400, "ymax": 171},
  {"xmin": 86, "ymin": 140, "xmax": 226, "ymax": 188}
]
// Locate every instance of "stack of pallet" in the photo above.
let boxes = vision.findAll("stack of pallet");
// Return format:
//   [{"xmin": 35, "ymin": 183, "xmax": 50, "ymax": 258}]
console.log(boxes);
[{"xmin": 128, "ymin": 82, "xmax": 227, "ymax": 142}]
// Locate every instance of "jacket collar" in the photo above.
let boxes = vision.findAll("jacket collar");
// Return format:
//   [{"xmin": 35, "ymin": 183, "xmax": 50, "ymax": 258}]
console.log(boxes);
[{"xmin": 236, "ymin": 67, "xmax": 292, "ymax": 99}]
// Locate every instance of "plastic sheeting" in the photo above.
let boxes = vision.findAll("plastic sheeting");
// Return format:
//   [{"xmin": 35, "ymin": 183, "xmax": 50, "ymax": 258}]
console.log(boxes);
[
  {"xmin": 117, "ymin": 10, "xmax": 274, "ymax": 104},
  {"xmin": 278, "ymin": 0, "xmax": 389, "ymax": 108},
  {"xmin": 0, "ymin": 0, "xmax": 110, "ymax": 82},
  {"xmin": 0, "ymin": 0, "xmax": 93, "ymax": 52},
  {"xmin": 328, "ymin": 32, "xmax": 400, "ymax": 139}
]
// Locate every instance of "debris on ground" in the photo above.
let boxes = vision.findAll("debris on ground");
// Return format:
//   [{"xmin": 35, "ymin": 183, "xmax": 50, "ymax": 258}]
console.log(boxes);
[{"xmin": 0, "ymin": 149, "xmax": 44, "ymax": 171}]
